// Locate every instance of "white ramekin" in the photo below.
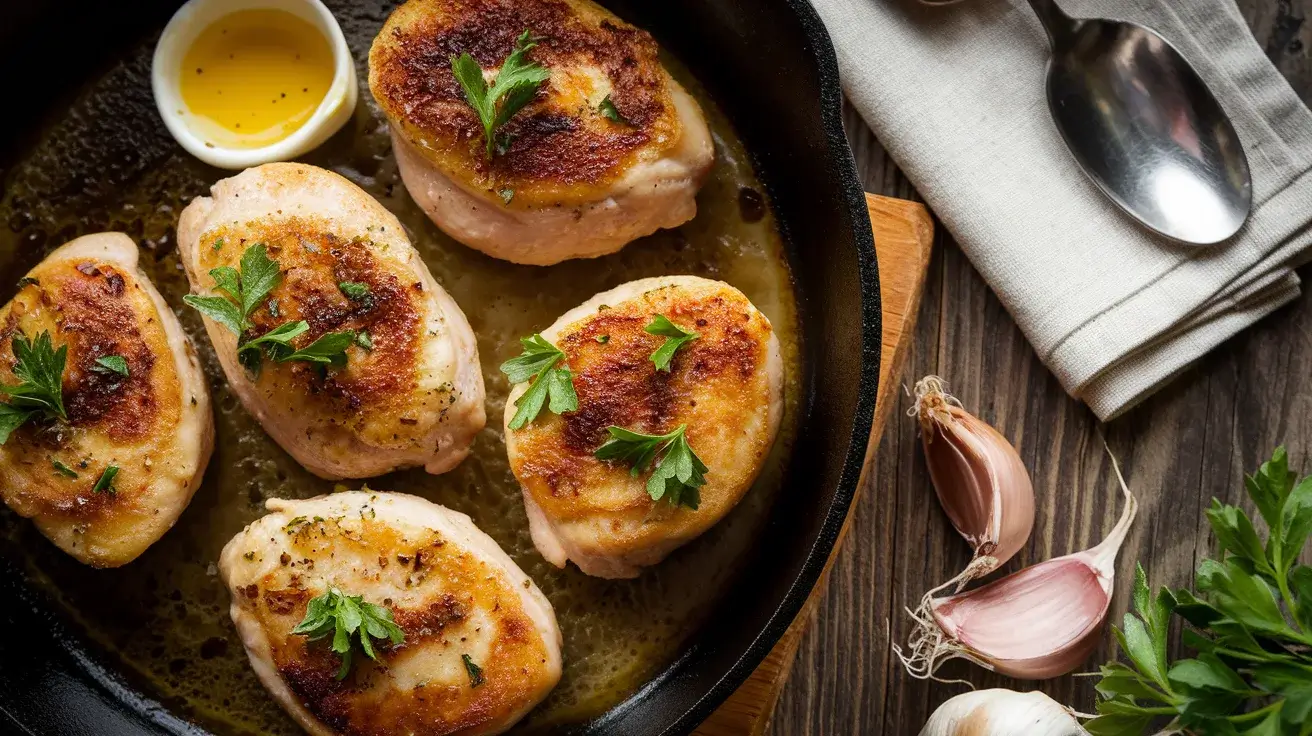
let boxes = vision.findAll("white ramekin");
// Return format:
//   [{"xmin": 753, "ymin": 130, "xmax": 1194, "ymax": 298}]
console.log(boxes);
[{"xmin": 151, "ymin": 0, "xmax": 358, "ymax": 169}]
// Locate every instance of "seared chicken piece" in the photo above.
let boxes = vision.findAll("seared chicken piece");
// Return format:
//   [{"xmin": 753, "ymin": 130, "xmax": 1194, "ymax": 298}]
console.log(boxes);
[
  {"xmin": 0, "ymin": 233, "xmax": 213, "ymax": 567},
  {"xmin": 219, "ymin": 491, "xmax": 562, "ymax": 736},
  {"xmin": 178, "ymin": 163, "xmax": 485, "ymax": 480},
  {"xmin": 505, "ymin": 276, "xmax": 783, "ymax": 578},
  {"xmin": 369, "ymin": 0, "xmax": 715, "ymax": 265}
]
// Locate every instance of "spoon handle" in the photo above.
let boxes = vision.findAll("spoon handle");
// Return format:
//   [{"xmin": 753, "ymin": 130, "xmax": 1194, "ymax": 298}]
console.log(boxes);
[{"xmin": 1026, "ymin": 0, "xmax": 1079, "ymax": 47}]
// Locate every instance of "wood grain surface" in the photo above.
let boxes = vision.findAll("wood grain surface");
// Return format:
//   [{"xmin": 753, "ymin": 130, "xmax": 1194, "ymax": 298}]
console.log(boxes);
[
  {"xmin": 758, "ymin": 1, "xmax": 1312, "ymax": 734},
  {"xmin": 695, "ymin": 195, "xmax": 933, "ymax": 736}
]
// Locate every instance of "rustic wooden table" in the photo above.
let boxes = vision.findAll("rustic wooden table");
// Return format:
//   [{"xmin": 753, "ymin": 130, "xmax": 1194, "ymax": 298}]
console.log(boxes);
[{"xmin": 764, "ymin": 1, "xmax": 1312, "ymax": 733}]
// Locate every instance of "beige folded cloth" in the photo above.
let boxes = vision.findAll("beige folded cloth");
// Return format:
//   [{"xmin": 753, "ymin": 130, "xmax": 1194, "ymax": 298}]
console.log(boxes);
[{"xmin": 811, "ymin": 0, "xmax": 1312, "ymax": 419}]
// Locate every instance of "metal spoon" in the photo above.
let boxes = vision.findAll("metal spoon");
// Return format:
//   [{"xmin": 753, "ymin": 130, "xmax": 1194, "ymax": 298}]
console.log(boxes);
[{"xmin": 1026, "ymin": 0, "xmax": 1252, "ymax": 245}]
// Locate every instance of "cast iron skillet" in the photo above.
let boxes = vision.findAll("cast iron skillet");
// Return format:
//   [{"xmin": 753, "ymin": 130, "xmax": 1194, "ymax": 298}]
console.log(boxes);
[{"xmin": 0, "ymin": 0, "xmax": 880, "ymax": 733}]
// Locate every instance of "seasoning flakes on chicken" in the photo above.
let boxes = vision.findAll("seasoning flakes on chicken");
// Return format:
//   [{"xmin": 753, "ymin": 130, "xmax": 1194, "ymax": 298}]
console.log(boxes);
[
  {"xmin": 504, "ymin": 276, "xmax": 783, "ymax": 578},
  {"xmin": 0, "ymin": 233, "xmax": 214, "ymax": 567},
  {"xmin": 369, "ymin": 0, "xmax": 715, "ymax": 265},
  {"xmin": 178, "ymin": 162, "xmax": 485, "ymax": 480},
  {"xmin": 219, "ymin": 491, "xmax": 562, "ymax": 736}
]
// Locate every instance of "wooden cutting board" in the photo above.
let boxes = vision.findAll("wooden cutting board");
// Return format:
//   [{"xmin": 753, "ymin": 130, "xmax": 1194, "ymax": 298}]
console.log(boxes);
[{"xmin": 694, "ymin": 193, "xmax": 935, "ymax": 735}]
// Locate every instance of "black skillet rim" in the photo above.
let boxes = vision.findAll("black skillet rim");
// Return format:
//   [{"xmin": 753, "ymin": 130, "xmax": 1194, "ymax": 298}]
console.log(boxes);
[
  {"xmin": 0, "ymin": 0, "xmax": 882, "ymax": 732},
  {"xmin": 644, "ymin": 1, "xmax": 880, "ymax": 731}
]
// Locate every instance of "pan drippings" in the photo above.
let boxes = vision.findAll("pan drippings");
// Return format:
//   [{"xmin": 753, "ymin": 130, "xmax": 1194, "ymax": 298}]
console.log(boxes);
[{"xmin": 0, "ymin": 5, "xmax": 799, "ymax": 733}]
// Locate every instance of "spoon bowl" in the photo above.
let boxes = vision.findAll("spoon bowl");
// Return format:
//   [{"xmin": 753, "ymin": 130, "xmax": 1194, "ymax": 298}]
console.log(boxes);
[{"xmin": 1029, "ymin": 0, "xmax": 1252, "ymax": 245}]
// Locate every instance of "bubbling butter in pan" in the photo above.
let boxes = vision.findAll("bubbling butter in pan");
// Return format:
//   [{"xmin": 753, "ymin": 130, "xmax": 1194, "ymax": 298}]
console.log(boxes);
[{"xmin": 179, "ymin": 9, "xmax": 334, "ymax": 150}]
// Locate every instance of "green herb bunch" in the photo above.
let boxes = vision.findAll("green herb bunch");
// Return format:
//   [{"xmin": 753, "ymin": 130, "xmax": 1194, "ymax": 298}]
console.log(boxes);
[
  {"xmin": 451, "ymin": 29, "xmax": 551, "ymax": 160},
  {"xmin": 184, "ymin": 243, "xmax": 355, "ymax": 373},
  {"xmin": 1087, "ymin": 447, "xmax": 1312, "ymax": 736},
  {"xmin": 0, "ymin": 331, "xmax": 68, "ymax": 443},
  {"xmin": 291, "ymin": 587, "xmax": 406, "ymax": 680}
]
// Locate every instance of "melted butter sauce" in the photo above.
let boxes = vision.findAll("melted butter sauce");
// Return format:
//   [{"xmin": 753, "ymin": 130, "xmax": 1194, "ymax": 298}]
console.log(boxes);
[
  {"xmin": 0, "ymin": 6, "xmax": 801, "ymax": 734},
  {"xmin": 179, "ymin": 9, "xmax": 334, "ymax": 149}
]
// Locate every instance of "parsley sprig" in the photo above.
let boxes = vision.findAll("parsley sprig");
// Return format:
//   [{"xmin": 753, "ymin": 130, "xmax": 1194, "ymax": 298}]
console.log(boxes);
[
  {"xmin": 595, "ymin": 425, "xmax": 707, "ymax": 509},
  {"xmin": 0, "ymin": 331, "xmax": 68, "ymax": 444},
  {"xmin": 185, "ymin": 244, "xmax": 354, "ymax": 372},
  {"xmin": 451, "ymin": 30, "xmax": 551, "ymax": 159},
  {"xmin": 646, "ymin": 315, "xmax": 698, "ymax": 372},
  {"xmin": 1086, "ymin": 447, "xmax": 1312, "ymax": 736},
  {"xmin": 291, "ymin": 587, "xmax": 406, "ymax": 680},
  {"xmin": 500, "ymin": 334, "xmax": 578, "ymax": 430},
  {"xmin": 598, "ymin": 94, "xmax": 629, "ymax": 125}
]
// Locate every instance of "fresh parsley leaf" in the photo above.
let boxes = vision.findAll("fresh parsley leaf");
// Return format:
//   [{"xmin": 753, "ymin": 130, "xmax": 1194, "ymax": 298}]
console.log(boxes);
[
  {"xmin": 461, "ymin": 654, "xmax": 485, "ymax": 688},
  {"xmin": 338, "ymin": 282, "xmax": 370, "ymax": 301},
  {"xmin": 51, "ymin": 459, "xmax": 78, "ymax": 479},
  {"xmin": 277, "ymin": 330, "xmax": 356, "ymax": 368},
  {"xmin": 598, "ymin": 94, "xmax": 629, "ymax": 124},
  {"xmin": 0, "ymin": 404, "xmax": 36, "ymax": 445},
  {"xmin": 451, "ymin": 29, "xmax": 551, "ymax": 159},
  {"xmin": 92, "ymin": 465, "xmax": 119, "ymax": 495},
  {"xmin": 0, "ymin": 331, "xmax": 70, "ymax": 443},
  {"xmin": 596, "ymin": 334, "xmax": 609, "ymax": 344},
  {"xmin": 93, "ymin": 355, "xmax": 129, "ymax": 377},
  {"xmin": 355, "ymin": 330, "xmax": 373, "ymax": 351},
  {"xmin": 645, "ymin": 315, "xmax": 698, "ymax": 372},
  {"xmin": 212, "ymin": 238, "xmax": 224, "ymax": 252},
  {"xmin": 500, "ymin": 334, "xmax": 577, "ymax": 429},
  {"xmin": 238, "ymin": 321, "xmax": 310, "ymax": 364},
  {"xmin": 184, "ymin": 243, "xmax": 282, "ymax": 336},
  {"xmin": 183, "ymin": 295, "xmax": 244, "ymax": 335},
  {"xmin": 498, "ymin": 188, "xmax": 515, "ymax": 204},
  {"xmin": 291, "ymin": 588, "xmax": 405, "ymax": 680},
  {"xmin": 594, "ymin": 424, "xmax": 707, "ymax": 509}
]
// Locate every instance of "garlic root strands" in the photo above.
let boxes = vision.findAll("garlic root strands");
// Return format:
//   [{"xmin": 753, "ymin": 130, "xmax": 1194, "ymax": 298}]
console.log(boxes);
[
  {"xmin": 912, "ymin": 376, "xmax": 1035, "ymax": 577},
  {"xmin": 898, "ymin": 448, "xmax": 1138, "ymax": 680},
  {"xmin": 920, "ymin": 689, "xmax": 1089, "ymax": 736}
]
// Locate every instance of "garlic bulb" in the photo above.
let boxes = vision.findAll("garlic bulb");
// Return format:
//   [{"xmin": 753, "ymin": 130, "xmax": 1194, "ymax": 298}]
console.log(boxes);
[
  {"xmin": 899, "ymin": 448, "xmax": 1137, "ymax": 680},
  {"xmin": 913, "ymin": 376, "xmax": 1035, "ymax": 577},
  {"xmin": 921, "ymin": 689, "xmax": 1089, "ymax": 736}
]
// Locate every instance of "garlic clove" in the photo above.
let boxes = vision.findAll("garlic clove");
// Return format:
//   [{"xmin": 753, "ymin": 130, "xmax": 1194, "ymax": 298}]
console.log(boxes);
[
  {"xmin": 931, "ymin": 559, "xmax": 1110, "ymax": 679},
  {"xmin": 913, "ymin": 376, "xmax": 1035, "ymax": 575},
  {"xmin": 899, "ymin": 446, "xmax": 1137, "ymax": 680},
  {"xmin": 920, "ymin": 689, "xmax": 1089, "ymax": 736}
]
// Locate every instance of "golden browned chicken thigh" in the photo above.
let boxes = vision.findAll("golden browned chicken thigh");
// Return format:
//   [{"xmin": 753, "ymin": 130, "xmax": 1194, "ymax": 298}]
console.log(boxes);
[
  {"xmin": 0, "ymin": 233, "xmax": 213, "ymax": 567},
  {"xmin": 505, "ymin": 276, "xmax": 783, "ymax": 578},
  {"xmin": 369, "ymin": 0, "xmax": 714, "ymax": 265},
  {"xmin": 178, "ymin": 163, "xmax": 485, "ymax": 480},
  {"xmin": 219, "ymin": 491, "xmax": 562, "ymax": 736}
]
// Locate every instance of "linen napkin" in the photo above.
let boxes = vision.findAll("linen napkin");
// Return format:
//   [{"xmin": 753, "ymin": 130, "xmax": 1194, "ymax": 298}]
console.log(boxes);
[{"xmin": 810, "ymin": 0, "xmax": 1312, "ymax": 420}]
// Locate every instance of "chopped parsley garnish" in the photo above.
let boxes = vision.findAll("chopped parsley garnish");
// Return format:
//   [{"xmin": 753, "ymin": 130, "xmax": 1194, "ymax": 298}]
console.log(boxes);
[
  {"xmin": 598, "ymin": 94, "xmax": 629, "ymax": 124},
  {"xmin": 595, "ymin": 334, "xmax": 610, "ymax": 344},
  {"xmin": 0, "ymin": 331, "xmax": 69, "ymax": 444},
  {"xmin": 338, "ymin": 282, "xmax": 370, "ymax": 301},
  {"xmin": 92, "ymin": 465, "xmax": 119, "ymax": 495},
  {"xmin": 212, "ymin": 238, "xmax": 224, "ymax": 252},
  {"xmin": 498, "ymin": 188, "xmax": 515, "ymax": 204},
  {"xmin": 16, "ymin": 277, "xmax": 39, "ymax": 289},
  {"xmin": 93, "ymin": 355, "xmax": 129, "ymax": 377},
  {"xmin": 451, "ymin": 29, "xmax": 551, "ymax": 159},
  {"xmin": 595, "ymin": 424, "xmax": 707, "ymax": 509},
  {"xmin": 500, "ymin": 334, "xmax": 578, "ymax": 430},
  {"xmin": 462, "ymin": 654, "xmax": 485, "ymax": 688},
  {"xmin": 291, "ymin": 588, "xmax": 406, "ymax": 680},
  {"xmin": 51, "ymin": 459, "xmax": 78, "ymax": 479},
  {"xmin": 278, "ymin": 330, "xmax": 356, "ymax": 368},
  {"xmin": 355, "ymin": 331, "xmax": 373, "ymax": 351},
  {"xmin": 645, "ymin": 315, "xmax": 698, "ymax": 372}
]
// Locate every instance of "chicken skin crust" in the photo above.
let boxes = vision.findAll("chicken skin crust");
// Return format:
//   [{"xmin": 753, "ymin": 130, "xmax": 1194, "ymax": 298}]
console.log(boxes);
[
  {"xmin": 178, "ymin": 163, "xmax": 485, "ymax": 480},
  {"xmin": 219, "ymin": 492, "xmax": 562, "ymax": 736},
  {"xmin": 0, "ymin": 233, "xmax": 214, "ymax": 567},
  {"xmin": 505, "ymin": 276, "xmax": 783, "ymax": 578},
  {"xmin": 369, "ymin": 0, "xmax": 714, "ymax": 264}
]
